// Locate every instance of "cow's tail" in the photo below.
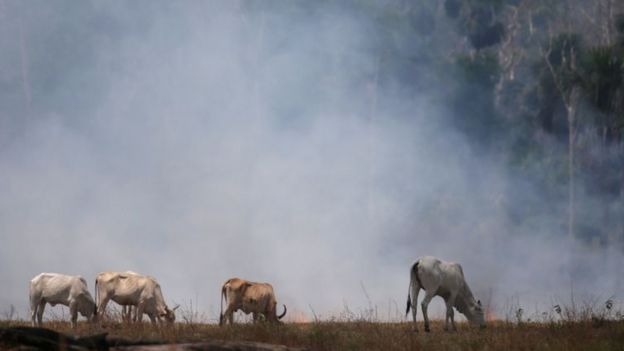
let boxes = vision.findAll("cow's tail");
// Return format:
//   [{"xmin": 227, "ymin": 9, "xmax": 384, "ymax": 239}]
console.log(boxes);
[
  {"xmin": 406, "ymin": 260, "xmax": 420, "ymax": 316},
  {"xmin": 277, "ymin": 304, "xmax": 287, "ymax": 320},
  {"xmin": 94, "ymin": 278, "xmax": 98, "ymax": 313},
  {"xmin": 219, "ymin": 283, "xmax": 227, "ymax": 326},
  {"xmin": 28, "ymin": 282, "xmax": 33, "ymax": 312},
  {"xmin": 94, "ymin": 277, "xmax": 99, "ymax": 317}
]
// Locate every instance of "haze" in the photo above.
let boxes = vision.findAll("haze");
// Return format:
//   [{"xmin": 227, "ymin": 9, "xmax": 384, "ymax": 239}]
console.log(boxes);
[{"xmin": 0, "ymin": 1, "xmax": 621, "ymax": 322}]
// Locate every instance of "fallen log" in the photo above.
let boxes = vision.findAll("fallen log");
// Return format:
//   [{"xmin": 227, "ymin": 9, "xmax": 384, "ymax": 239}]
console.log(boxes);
[
  {"xmin": 0, "ymin": 326, "xmax": 108, "ymax": 350},
  {"xmin": 0, "ymin": 326, "xmax": 308, "ymax": 351}
]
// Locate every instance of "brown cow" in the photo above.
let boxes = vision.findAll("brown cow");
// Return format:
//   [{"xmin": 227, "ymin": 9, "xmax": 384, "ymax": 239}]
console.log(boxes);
[{"xmin": 219, "ymin": 277, "xmax": 287, "ymax": 325}]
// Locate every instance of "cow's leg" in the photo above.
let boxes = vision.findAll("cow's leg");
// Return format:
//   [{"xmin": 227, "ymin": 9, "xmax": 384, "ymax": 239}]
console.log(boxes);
[
  {"xmin": 130, "ymin": 306, "xmax": 138, "ymax": 323},
  {"xmin": 443, "ymin": 301, "xmax": 453, "ymax": 331},
  {"xmin": 136, "ymin": 304, "xmax": 145, "ymax": 323},
  {"xmin": 223, "ymin": 305, "xmax": 235, "ymax": 325},
  {"xmin": 122, "ymin": 305, "xmax": 134, "ymax": 323},
  {"xmin": 444, "ymin": 293, "xmax": 458, "ymax": 332},
  {"xmin": 253, "ymin": 312, "xmax": 259, "ymax": 323},
  {"xmin": 69, "ymin": 301, "xmax": 79, "ymax": 328},
  {"xmin": 97, "ymin": 296, "xmax": 111, "ymax": 323},
  {"xmin": 409, "ymin": 283, "xmax": 421, "ymax": 332},
  {"xmin": 132, "ymin": 306, "xmax": 140, "ymax": 323},
  {"xmin": 36, "ymin": 301, "xmax": 46, "ymax": 326},
  {"xmin": 421, "ymin": 291, "xmax": 436, "ymax": 333},
  {"xmin": 30, "ymin": 297, "xmax": 40, "ymax": 327},
  {"xmin": 450, "ymin": 306, "xmax": 457, "ymax": 332},
  {"xmin": 30, "ymin": 307, "xmax": 36, "ymax": 327},
  {"xmin": 135, "ymin": 307, "xmax": 142, "ymax": 323}
]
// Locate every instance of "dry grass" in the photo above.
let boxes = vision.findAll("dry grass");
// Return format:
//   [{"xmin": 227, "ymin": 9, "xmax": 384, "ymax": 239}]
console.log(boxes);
[{"xmin": 2, "ymin": 319, "xmax": 624, "ymax": 350}]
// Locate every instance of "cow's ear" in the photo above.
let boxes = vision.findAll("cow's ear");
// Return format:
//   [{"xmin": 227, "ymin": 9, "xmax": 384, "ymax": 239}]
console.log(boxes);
[{"xmin": 477, "ymin": 300, "xmax": 482, "ymax": 306}]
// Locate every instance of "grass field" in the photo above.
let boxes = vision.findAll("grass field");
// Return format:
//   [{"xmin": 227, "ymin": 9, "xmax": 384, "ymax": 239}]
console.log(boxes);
[{"xmin": 2, "ymin": 318, "xmax": 624, "ymax": 350}]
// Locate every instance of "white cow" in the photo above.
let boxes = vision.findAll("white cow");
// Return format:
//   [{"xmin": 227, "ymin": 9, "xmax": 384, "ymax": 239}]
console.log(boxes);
[
  {"xmin": 95, "ymin": 271, "xmax": 178, "ymax": 324},
  {"xmin": 114, "ymin": 271, "xmax": 139, "ymax": 322},
  {"xmin": 29, "ymin": 273, "xmax": 96, "ymax": 328},
  {"xmin": 406, "ymin": 256, "xmax": 485, "ymax": 332}
]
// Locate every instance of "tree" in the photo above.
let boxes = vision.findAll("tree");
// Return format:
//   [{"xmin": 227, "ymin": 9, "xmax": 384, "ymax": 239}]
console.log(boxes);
[
  {"xmin": 540, "ymin": 33, "xmax": 584, "ymax": 243},
  {"xmin": 579, "ymin": 46, "xmax": 624, "ymax": 143}
]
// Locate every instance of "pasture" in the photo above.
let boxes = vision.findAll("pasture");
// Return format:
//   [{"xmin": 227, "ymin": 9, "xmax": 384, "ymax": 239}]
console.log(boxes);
[{"xmin": 1, "ymin": 317, "xmax": 623, "ymax": 350}]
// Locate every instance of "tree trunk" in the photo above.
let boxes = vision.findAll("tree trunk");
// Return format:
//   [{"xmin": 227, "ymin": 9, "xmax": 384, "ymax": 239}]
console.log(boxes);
[{"xmin": 567, "ymin": 87, "xmax": 580, "ymax": 244}]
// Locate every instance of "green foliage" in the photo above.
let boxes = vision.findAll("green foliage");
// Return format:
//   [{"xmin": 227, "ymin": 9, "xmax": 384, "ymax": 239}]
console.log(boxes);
[
  {"xmin": 448, "ymin": 53, "xmax": 503, "ymax": 145},
  {"xmin": 444, "ymin": 0, "xmax": 462, "ymax": 19},
  {"xmin": 444, "ymin": 0, "xmax": 506, "ymax": 50},
  {"xmin": 577, "ymin": 46, "xmax": 624, "ymax": 141},
  {"xmin": 530, "ymin": 33, "xmax": 584, "ymax": 135},
  {"xmin": 469, "ymin": 21, "xmax": 506, "ymax": 50},
  {"xmin": 616, "ymin": 14, "xmax": 624, "ymax": 46},
  {"xmin": 544, "ymin": 33, "xmax": 584, "ymax": 92},
  {"xmin": 455, "ymin": 53, "xmax": 500, "ymax": 87},
  {"xmin": 580, "ymin": 47, "xmax": 624, "ymax": 112}
]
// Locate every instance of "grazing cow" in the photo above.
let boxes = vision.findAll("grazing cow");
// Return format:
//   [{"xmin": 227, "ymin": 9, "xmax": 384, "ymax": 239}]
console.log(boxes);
[
  {"xmin": 406, "ymin": 256, "xmax": 485, "ymax": 332},
  {"xmin": 95, "ymin": 271, "xmax": 178, "ymax": 324},
  {"xmin": 219, "ymin": 278, "xmax": 287, "ymax": 325},
  {"xmin": 29, "ymin": 273, "xmax": 96, "ymax": 328}
]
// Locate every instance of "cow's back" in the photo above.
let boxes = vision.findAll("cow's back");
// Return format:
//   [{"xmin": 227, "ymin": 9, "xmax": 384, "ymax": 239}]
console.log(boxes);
[
  {"xmin": 416, "ymin": 257, "xmax": 465, "ymax": 292},
  {"xmin": 116, "ymin": 274, "xmax": 145, "ymax": 295},
  {"xmin": 96, "ymin": 271, "xmax": 145, "ymax": 304},
  {"xmin": 224, "ymin": 278, "xmax": 247, "ymax": 292},
  {"xmin": 415, "ymin": 256, "xmax": 443, "ymax": 287},
  {"xmin": 30, "ymin": 273, "xmax": 80, "ymax": 302},
  {"xmin": 242, "ymin": 283, "xmax": 275, "ymax": 312},
  {"xmin": 223, "ymin": 278, "xmax": 249, "ymax": 303}
]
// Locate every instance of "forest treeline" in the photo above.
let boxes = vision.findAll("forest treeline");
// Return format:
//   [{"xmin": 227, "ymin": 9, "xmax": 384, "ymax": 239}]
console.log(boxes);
[
  {"xmin": 1, "ymin": 0, "xmax": 622, "ymax": 250},
  {"xmin": 320, "ymin": 0, "xmax": 624, "ymax": 249}
]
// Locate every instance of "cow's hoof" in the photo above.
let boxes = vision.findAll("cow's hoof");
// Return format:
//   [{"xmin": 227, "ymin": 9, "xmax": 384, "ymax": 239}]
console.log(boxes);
[{"xmin": 424, "ymin": 327, "xmax": 431, "ymax": 333}]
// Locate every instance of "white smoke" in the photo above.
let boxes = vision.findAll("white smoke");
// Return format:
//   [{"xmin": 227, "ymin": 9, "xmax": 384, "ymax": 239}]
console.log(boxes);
[{"xmin": 0, "ymin": 1, "xmax": 621, "ymax": 323}]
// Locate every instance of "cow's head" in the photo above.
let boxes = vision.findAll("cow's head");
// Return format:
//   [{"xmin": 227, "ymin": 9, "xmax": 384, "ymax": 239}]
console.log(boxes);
[
  {"xmin": 161, "ymin": 305, "xmax": 179, "ymax": 324},
  {"xmin": 78, "ymin": 295, "xmax": 97, "ymax": 322},
  {"xmin": 267, "ymin": 303, "xmax": 287, "ymax": 323},
  {"xmin": 466, "ymin": 300, "xmax": 485, "ymax": 328}
]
